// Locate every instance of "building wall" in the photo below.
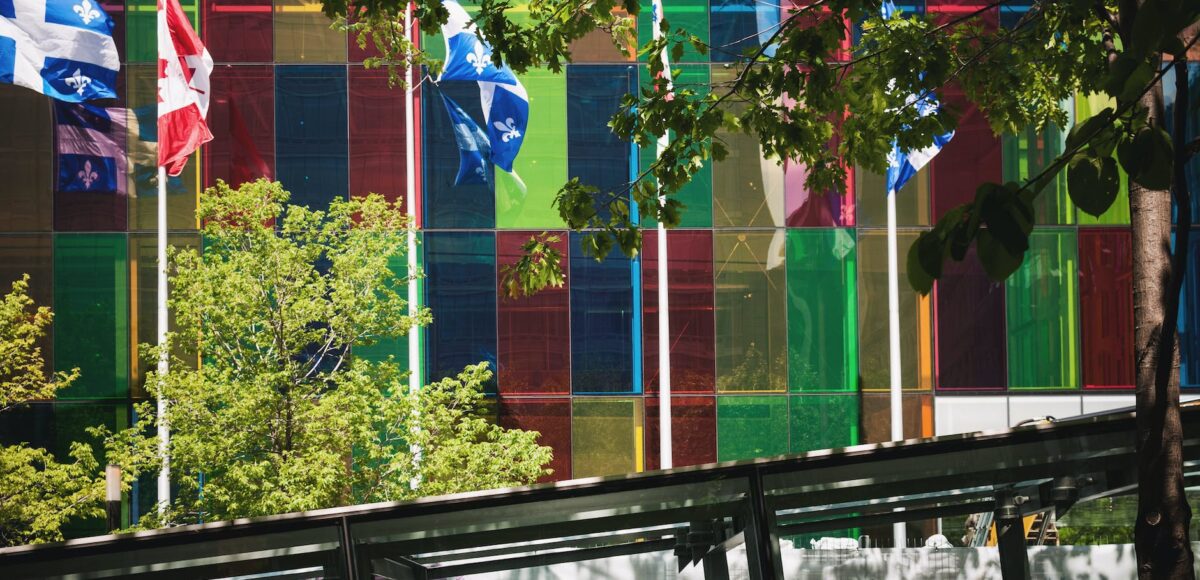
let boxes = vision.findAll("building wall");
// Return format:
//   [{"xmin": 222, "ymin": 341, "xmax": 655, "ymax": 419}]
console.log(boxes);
[{"xmin": 0, "ymin": 0, "xmax": 1196, "ymax": 528}]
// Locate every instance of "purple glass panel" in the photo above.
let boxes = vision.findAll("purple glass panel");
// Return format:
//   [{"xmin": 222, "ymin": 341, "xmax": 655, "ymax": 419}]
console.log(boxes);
[
  {"xmin": 934, "ymin": 246, "xmax": 1007, "ymax": 389},
  {"xmin": 497, "ymin": 232, "xmax": 571, "ymax": 395}
]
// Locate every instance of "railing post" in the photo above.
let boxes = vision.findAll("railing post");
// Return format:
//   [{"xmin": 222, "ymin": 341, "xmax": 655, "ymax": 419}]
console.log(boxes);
[
  {"xmin": 340, "ymin": 516, "xmax": 359, "ymax": 579},
  {"xmin": 744, "ymin": 469, "xmax": 783, "ymax": 580}
]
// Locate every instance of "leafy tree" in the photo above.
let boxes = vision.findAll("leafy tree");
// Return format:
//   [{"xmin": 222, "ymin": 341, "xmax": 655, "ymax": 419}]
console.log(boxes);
[
  {"xmin": 0, "ymin": 276, "xmax": 155, "ymax": 546},
  {"xmin": 144, "ymin": 179, "xmax": 551, "ymax": 524},
  {"xmin": 328, "ymin": 0, "xmax": 1200, "ymax": 575}
]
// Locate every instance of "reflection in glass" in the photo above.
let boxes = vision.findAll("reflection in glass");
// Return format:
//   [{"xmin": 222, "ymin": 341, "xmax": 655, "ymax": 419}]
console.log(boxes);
[
  {"xmin": 857, "ymin": 230, "xmax": 933, "ymax": 391},
  {"xmin": 572, "ymin": 397, "xmax": 643, "ymax": 477},
  {"xmin": 715, "ymin": 232, "xmax": 787, "ymax": 392}
]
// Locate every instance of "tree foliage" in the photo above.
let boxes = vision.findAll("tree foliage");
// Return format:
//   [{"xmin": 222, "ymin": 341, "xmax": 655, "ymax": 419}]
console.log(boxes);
[
  {"xmin": 0, "ymin": 277, "xmax": 155, "ymax": 546},
  {"xmin": 144, "ymin": 180, "xmax": 551, "ymax": 525}
]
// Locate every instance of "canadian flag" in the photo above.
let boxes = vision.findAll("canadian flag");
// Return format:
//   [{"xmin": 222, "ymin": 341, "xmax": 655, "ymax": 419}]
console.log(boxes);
[{"xmin": 157, "ymin": 0, "xmax": 213, "ymax": 176}]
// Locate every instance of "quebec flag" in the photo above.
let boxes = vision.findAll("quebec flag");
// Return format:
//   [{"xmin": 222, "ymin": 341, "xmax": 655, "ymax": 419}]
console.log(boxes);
[
  {"xmin": 441, "ymin": 92, "xmax": 492, "ymax": 187},
  {"xmin": 439, "ymin": 0, "xmax": 528, "ymax": 175},
  {"xmin": 55, "ymin": 100, "xmax": 125, "ymax": 194},
  {"xmin": 882, "ymin": 0, "xmax": 953, "ymax": 196},
  {"xmin": 0, "ymin": 0, "xmax": 120, "ymax": 102}
]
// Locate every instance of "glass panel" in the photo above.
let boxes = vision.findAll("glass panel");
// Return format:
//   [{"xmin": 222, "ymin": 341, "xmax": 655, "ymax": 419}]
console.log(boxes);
[
  {"xmin": 639, "ymin": 65, "xmax": 713, "ymax": 228},
  {"xmin": 127, "ymin": 0, "xmax": 198, "ymax": 62},
  {"xmin": 571, "ymin": 232, "xmax": 635, "ymax": 394},
  {"xmin": 127, "ymin": 64, "xmax": 199, "ymax": 231},
  {"xmin": 931, "ymin": 85, "xmax": 1001, "ymax": 222},
  {"xmin": 709, "ymin": 0, "xmax": 778, "ymax": 62},
  {"xmin": 205, "ymin": 65, "xmax": 275, "ymax": 189},
  {"xmin": 572, "ymin": 397, "xmax": 643, "ymax": 477},
  {"xmin": 1075, "ymin": 92, "xmax": 1131, "ymax": 225},
  {"xmin": 425, "ymin": 232, "xmax": 497, "ymax": 391},
  {"xmin": 497, "ymin": 232, "xmax": 570, "ymax": 395},
  {"xmin": 567, "ymin": 65, "xmax": 635, "ymax": 218},
  {"xmin": 716, "ymin": 395, "xmax": 788, "ymax": 461},
  {"xmin": 715, "ymin": 231, "xmax": 787, "ymax": 392},
  {"xmin": 350, "ymin": 66, "xmax": 409, "ymax": 209},
  {"xmin": 1003, "ymin": 122, "xmax": 1073, "ymax": 225},
  {"xmin": 860, "ymin": 393, "xmax": 933, "ymax": 443},
  {"xmin": 789, "ymin": 394, "xmax": 859, "ymax": 452},
  {"xmin": 785, "ymin": 163, "xmax": 854, "ymax": 227},
  {"xmin": 570, "ymin": 9, "xmax": 635, "ymax": 62},
  {"xmin": 644, "ymin": 395, "xmax": 716, "ymax": 469},
  {"xmin": 423, "ymin": 81, "xmax": 494, "ymax": 228},
  {"xmin": 1182, "ymin": 235, "xmax": 1200, "ymax": 388},
  {"xmin": 1006, "ymin": 228, "xmax": 1080, "ymax": 389},
  {"xmin": 54, "ymin": 101, "xmax": 129, "ymax": 231},
  {"xmin": 203, "ymin": 0, "xmax": 272, "ymax": 63},
  {"xmin": 1165, "ymin": 62, "xmax": 1200, "ymax": 224},
  {"xmin": 926, "ymin": 0, "xmax": 998, "ymax": 28},
  {"xmin": 637, "ymin": 0, "xmax": 708, "ymax": 63},
  {"xmin": 857, "ymin": 230, "xmax": 933, "ymax": 391},
  {"xmin": 786, "ymin": 229, "xmax": 857, "ymax": 392},
  {"xmin": 0, "ymin": 235, "xmax": 54, "ymax": 371},
  {"xmin": 934, "ymin": 246, "xmax": 1007, "ymax": 389},
  {"xmin": 498, "ymin": 397, "xmax": 571, "ymax": 482},
  {"xmin": 275, "ymin": 65, "xmax": 348, "ymax": 210},
  {"xmin": 273, "ymin": 0, "xmax": 346, "ymax": 62},
  {"xmin": 1079, "ymin": 229, "xmax": 1134, "ymax": 389},
  {"xmin": 0, "ymin": 85, "xmax": 53, "ymax": 232},
  {"xmin": 130, "ymin": 234, "xmax": 201, "ymax": 398},
  {"xmin": 855, "ymin": 165, "xmax": 930, "ymax": 227},
  {"xmin": 497, "ymin": 69, "xmax": 568, "ymax": 228},
  {"xmin": 54, "ymin": 234, "xmax": 129, "ymax": 400},
  {"xmin": 99, "ymin": 0, "xmax": 125, "ymax": 63},
  {"xmin": 643, "ymin": 229, "xmax": 715, "ymax": 394},
  {"xmin": 353, "ymin": 241, "xmax": 418, "ymax": 378},
  {"xmin": 712, "ymin": 66, "xmax": 783, "ymax": 227}
]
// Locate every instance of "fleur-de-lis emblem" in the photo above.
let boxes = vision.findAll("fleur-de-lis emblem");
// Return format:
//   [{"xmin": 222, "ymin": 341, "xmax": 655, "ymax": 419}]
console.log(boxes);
[
  {"xmin": 493, "ymin": 118, "xmax": 521, "ymax": 143},
  {"xmin": 77, "ymin": 160, "xmax": 99, "ymax": 189},
  {"xmin": 63, "ymin": 69, "xmax": 92, "ymax": 95},
  {"xmin": 465, "ymin": 42, "xmax": 490, "ymax": 75},
  {"xmin": 73, "ymin": 0, "xmax": 100, "ymax": 25}
]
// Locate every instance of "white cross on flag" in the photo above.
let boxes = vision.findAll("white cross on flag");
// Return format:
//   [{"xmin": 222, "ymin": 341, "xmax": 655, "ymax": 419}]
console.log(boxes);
[{"xmin": 157, "ymin": 0, "xmax": 211, "ymax": 176}]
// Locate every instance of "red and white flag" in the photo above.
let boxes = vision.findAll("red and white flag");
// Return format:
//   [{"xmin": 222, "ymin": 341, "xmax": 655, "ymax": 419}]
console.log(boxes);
[{"xmin": 157, "ymin": 0, "xmax": 212, "ymax": 176}]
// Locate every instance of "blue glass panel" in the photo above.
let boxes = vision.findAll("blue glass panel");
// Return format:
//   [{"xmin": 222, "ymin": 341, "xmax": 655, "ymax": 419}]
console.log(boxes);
[
  {"xmin": 571, "ymin": 231, "xmax": 635, "ymax": 393},
  {"xmin": 567, "ymin": 65, "xmax": 635, "ymax": 219},
  {"xmin": 275, "ymin": 65, "xmax": 348, "ymax": 210},
  {"xmin": 1179, "ymin": 234, "xmax": 1200, "ymax": 387},
  {"xmin": 1165, "ymin": 62, "xmax": 1200, "ymax": 224},
  {"xmin": 423, "ymin": 81, "xmax": 495, "ymax": 229},
  {"xmin": 710, "ymin": 0, "xmax": 778, "ymax": 62},
  {"xmin": 425, "ymin": 232, "xmax": 497, "ymax": 392}
]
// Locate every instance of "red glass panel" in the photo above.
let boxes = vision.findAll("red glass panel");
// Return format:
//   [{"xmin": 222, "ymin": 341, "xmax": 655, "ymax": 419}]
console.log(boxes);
[
  {"xmin": 1079, "ymin": 228, "xmax": 1135, "ymax": 388},
  {"xmin": 934, "ymin": 246, "xmax": 1007, "ymax": 389},
  {"xmin": 497, "ymin": 232, "xmax": 571, "ymax": 395},
  {"xmin": 925, "ymin": 0, "xmax": 999, "ymax": 29},
  {"xmin": 204, "ymin": 65, "xmax": 275, "ymax": 189},
  {"xmin": 643, "ymin": 229, "xmax": 715, "ymax": 393},
  {"xmin": 203, "ymin": 0, "xmax": 273, "ymax": 63},
  {"xmin": 349, "ymin": 67, "xmax": 410, "ymax": 211},
  {"xmin": 931, "ymin": 84, "xmax": 1001, "ymax": 221},
  {"xmin": 498, "ymin": 397, "xmax": 571, "ymax": 482},
  {"xmin": 644, "ymin": 395, "xmax": 716, "ymax": 470}
]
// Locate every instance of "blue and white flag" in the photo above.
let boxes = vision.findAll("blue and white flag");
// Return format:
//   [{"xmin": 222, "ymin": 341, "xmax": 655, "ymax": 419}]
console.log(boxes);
[
  {"xmin": 882, "ymin": 0, "xmax": 953, "ymax": 196},
  {"xmin": 441, "ymin": 92, "xmax": 492, "ymax": 187},
  {"xmin": 0, "ymin": 0, "xmax": 120, "ymax": 102},
  {"xmin": 439, "ymin": 0, "xmax": 528, "ymax": 176},
  {"xmin": 55, "ymin": 100, "xmax": 126, "ymax": 194}
]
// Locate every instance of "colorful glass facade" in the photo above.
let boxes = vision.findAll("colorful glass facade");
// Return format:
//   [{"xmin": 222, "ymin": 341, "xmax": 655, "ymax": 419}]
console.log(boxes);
[{"xmin": 0, "ymin": 0, "xmax": 1194, "ymax": 532}]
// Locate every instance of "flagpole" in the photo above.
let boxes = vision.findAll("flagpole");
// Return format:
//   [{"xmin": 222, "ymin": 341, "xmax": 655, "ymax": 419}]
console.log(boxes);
[
  {"xmin": 886, "ymin": 190, "xmax": 905, "ymax": 544},
  {"xmin": 156, "ymin": 164, "xmax": 170, "ymax": 515},
  {"xmin": 650, "ymin": 0, "xmax": 672, "ymax": 470},
  {"xmin": 404, "ymin": 1, "xmax": 424, "ymax": 491}
]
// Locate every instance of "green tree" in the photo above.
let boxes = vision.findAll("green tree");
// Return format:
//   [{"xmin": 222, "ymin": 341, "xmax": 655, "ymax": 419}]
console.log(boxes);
[
  {"xmin": 144, "ymin": 179, "xmax": 551, "ymax": 524},
  {"xmin": 329, "ymin": 0, "xmax": 1199, "ymax": 575},
  {"xmin": 0, "ymin": 276, "xmax": 155, "ymax": 546}
]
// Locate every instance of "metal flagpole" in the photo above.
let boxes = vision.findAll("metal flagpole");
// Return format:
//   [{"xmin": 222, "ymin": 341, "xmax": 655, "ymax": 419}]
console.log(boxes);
[
  {"xmin": 404, "ymin": 1, "xmax": 423, "ymax": 491},
  {"xmin": 650, "ymin": 0, "xmax": 672, "ymax": 469},
  {"xmin": 886, "ymin": 190, "xmax": 905, "ymax": 543},
  {"xmin": 156, "ymin": 165, "xmax": 170, "ymax": 514}
]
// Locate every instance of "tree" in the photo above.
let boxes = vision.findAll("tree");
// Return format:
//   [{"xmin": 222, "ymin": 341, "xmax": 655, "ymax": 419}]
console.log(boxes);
[
  {"xmin": 328, "ymin": 0, "xmax": 1199, "ymax": 575},
  {"xmin": 0, "ymin": 276, "xmax": 155, "ymax": 546},
  {"xmin": 144, "ymin": 179, "xmax": 551, "ymax": 524}
]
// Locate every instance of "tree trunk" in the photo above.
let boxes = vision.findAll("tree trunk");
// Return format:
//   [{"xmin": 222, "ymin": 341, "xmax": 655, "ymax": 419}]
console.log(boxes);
[{"xmin": 1131, "ymin": 60, "xmax": 1194, "ymax": 579}]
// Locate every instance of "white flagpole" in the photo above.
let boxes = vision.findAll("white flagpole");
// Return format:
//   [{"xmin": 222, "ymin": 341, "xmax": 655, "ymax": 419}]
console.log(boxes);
[
  {"xmin": 886, "ymin": 189, "xmax": 905, "ymax": 543},
  {"xmin": 404, "ymin": 2, "xmax": 423, "ymax": 491},
  {"xmin": 651, "ymin": 0, "xmax": 672, "ymax": 470},
  {"xmin": 156, "ymin": 165, "xmax": 170, "ymax": 515}
]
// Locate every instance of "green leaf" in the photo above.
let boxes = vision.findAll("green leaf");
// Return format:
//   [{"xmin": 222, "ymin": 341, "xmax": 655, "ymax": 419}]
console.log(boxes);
[
  {"xmin": 1127, "ymin": 127, "xmax": 1174, "ymax": 190},
  {"xmin": 976, "ymin": 229, "xmax": 1025, "ymax": 282},
  {"xmin": 1130, "ymin": 3, "xmax": 1163, "ymax": 58},
  {"xmin": 1068, "ymin": 154, "xmax": 1120, "ymax": 217},
  {"xmin": 906, "ymin": 233, "xmax": 936, "ymax": 295},
  {"xmin": 1065, "ymin": 107, "xmax": 1114, "ymax": 152}
]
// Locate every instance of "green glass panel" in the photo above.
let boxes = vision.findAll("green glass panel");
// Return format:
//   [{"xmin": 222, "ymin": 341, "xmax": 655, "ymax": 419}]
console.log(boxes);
[
  {"xmin": 497, "ymin": 69, "xmax": 568, "ymax": 228},
  {"xmin": 856, "ymin": 230, "xmax": 933, "ymax": 391},
  {"xmin": 854, "ymin": 165, "xmax": 930, "ymax": 227},
  {"xmin": 354, "ymin": 234, "xmax": 424, "ymax": 380},
  {"xmin": 1006, "ymin": 229, "xmax": 1081, "ymax": 389},
  {"xmin": 1075, "ymin": 93, "xmax": 1130, "ymax": 225},
  {"xmin": 711, "ymin": 66, "xmax": 784, "ymax": 228},
  {"xmin": 716, "ymin": 395, "xmax": 788, "ymax": 461},
  {"xmin": 787, "ymin": 229, "xmax": 857, "ymax": 392},
  {"xmin": 127, "ymin": 65, "xmax": 199, "ymax": 232},
  {"xmin": 131, "ymin": 234, "xmax": 200, "ymax": 398},
  {"xmin": 639, "ymin": 65, "xmax": 713, "ymax": 228},
  {"xmin": 637, "ymin": 0, "xmax": 708, "ymax": 62},
  {"xmin": 715, "ymin": 232, "xmax": 787, "ymax": 392},
  {"xmin": 788, "ymin": 394, "xmax": 859, "ymax": 453},
  {"xmin": 127, "ymin": 0, "xmax": 199, "ymax": 63},
  {"xmin": 1003, "ymin": 123, "xmax": 1073, "ymax": 225},
  {"xmin": 572, "ymin": 398, "xmax": 643, "ymax": 477},
  {"xmin": 274, "ymin": 0, "xmax": 347, "ymax": 62},
  {"xmin": 54, "ymin": 235, "xmax": 129, "ymax": 399}
]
